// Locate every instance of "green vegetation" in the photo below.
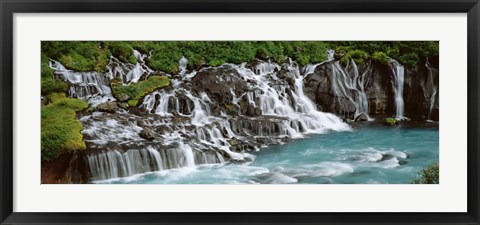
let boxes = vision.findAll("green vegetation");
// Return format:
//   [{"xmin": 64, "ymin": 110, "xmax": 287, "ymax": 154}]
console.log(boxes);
[
  {"xmin": 412, "ymin": 163, "xmax": 439, "ymax": 184},
  {"xmin": 385, "ymin": 117, "xmax": 398, "ymax": 126},
  {"xmin": 112, "ymin": 75, "xmax": 171, "ymax": 106},
  {"xmin": 41, "ymin": 93, "xmax": 88, "ymax": 161},
  {"xmin": 42, "ymin": 41, "xmax": 438, "ymax": 73},
  {"xmin": 371, "ymin": 51, "xmax": 390, "ymax": 65},
  {"xmin": 41, "ymin": 55, "xmax": 68, "ymax": 95}
]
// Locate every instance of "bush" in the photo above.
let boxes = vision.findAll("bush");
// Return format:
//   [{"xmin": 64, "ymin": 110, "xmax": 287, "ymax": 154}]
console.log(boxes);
[
  {"xmin": 412, "ymin": 163, "xmax": 439, "ymax": 184},
  {"xmin": 41, "ymin": 93, "xmax": 88, "ymax": 161},
  {"xmin": 371, "ymin": 52, "xmax": 390, "ymax": 65},
  {"xmin": 112, "ymin": 75, "xmax": 171, "ymax": 106},
  {"xmin": 399, "ymin": 52, "xmax": 420, "ymax": 69}
]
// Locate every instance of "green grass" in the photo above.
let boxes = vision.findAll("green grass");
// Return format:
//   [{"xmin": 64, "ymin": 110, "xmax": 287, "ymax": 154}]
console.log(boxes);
[
  {"xmin": 112, "ymin": 75, "xmax": 171, "ymax": 106},
  {"xmin": 371, "ymin": 51, "xmax": 390, "ymax": 65},
  {"xmin": 41, "ymin": 93, "xmax": 88, "ymax": 161},
  {"xmin": 412, "ymin": 163, "xmax": 439, "ymax": 184}
]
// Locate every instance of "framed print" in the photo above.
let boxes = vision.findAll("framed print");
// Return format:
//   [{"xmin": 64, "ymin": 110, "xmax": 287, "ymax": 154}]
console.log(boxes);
[{"xmin": 1, "ymin": 0, "xmax": 479, "ymax": 224}]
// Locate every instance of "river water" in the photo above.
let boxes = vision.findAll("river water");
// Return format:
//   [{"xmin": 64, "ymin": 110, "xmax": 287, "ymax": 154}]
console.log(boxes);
[{"xmin": 93, "ymin": 122, "xmax": 438, "ymax": 184}]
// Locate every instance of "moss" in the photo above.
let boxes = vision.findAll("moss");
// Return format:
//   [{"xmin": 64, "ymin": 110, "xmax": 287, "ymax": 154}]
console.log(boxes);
[
  {"xmin": 208, "ymin": 59, "xmax": 226, "ymax": 67},
  {"xmin": 412, "ymin": 163, "xmax": 439, "ymax": 184},
  {"xmin": 42, "ymin": 41, "xmax": 111, "ymax": 72},
  {"xmin": 41, "ymin": 93, "xmax": 88, "ymax": 161},
  {"xmin": 41, "ymin": 78, "xmax": 68, "ymax": 96},
  {"xmin": 105, "ymin": 41, "xmax": 137, "ymax": 64},
  {"xmin": 385, "ymin": 117, "xmax": 398, "ymax": 126},
  {"xmin": 112, "ymin": 76, "xmax": 171, "ymax": 107}
]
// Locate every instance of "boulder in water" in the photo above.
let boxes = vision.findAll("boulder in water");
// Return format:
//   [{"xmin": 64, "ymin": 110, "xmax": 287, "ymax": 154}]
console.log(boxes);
[
  {"xmin": 96, "ymin": 102, "xmax": 118, "ymax": 113},
  {"xmin": 355, "ymin": 113, "xmax": 369, "ymax": 122},
  {"xmin": 139, "ymin": 127, "xmax": 155, "ymax": 140},
  {"xmin": 116, "ymin": 93, "xmax": 130, "ymax": 102}
]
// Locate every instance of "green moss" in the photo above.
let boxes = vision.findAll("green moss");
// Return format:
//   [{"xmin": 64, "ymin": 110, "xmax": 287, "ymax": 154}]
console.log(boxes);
[
  {"xmin": 208, "ymin": 59, "xmax": 226, "ymax": 67},
  {"xmin": 41, "ymin": 78, "xmax": 68, "ymax": 95},
  {"xmin": 412, "ymin": 163, "xmax": 439, "ymax": 184},
  {"xmin": 105, "ymin": 41, "xmax": 137, "ymax": 64},
  {"xmin": 385, "ymin": 117, "xmax": 398, "ymax": 126},
  {"xmin": 112, "ymin": 76, "xmax": 171, "ymax": 107},
  {"xmin": 42, "ymin": 41, "xmax": 111, "ymax": 72},
  {"xmin": 41, "ymin": 93, "xmax": 88, "ymax": 161}
]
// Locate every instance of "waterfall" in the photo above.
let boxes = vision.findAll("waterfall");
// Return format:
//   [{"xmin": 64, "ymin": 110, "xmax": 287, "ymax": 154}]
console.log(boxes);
[
  {"xmin": 327, "ymin": 59, "xmax": 371, "ymax": 120},
  {"xmin": 389, "ymin": 59, "xmax": 405, "ymax": 120},
  {"xmin": 75, "ymin": 50, "xmax": 352, "ymax": 181},
  {"xmin": 49, "ymin": 51, "xmax": 154, "ymax": 106},
  {"xmin": 423, "ymin": 60, "xmax": 439, "ymax": 121},
  {"xmin": 179, "ymin": 56, "xmax": 188, "ymax": 74}
]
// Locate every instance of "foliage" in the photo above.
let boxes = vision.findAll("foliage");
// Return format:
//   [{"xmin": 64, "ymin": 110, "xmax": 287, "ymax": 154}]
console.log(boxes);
[
  {"xmin": 41, "ymin": 41, "xmax": 111, "ymax": 72},
  {"xmin": 399, "ymin": 52, "xmax": 421, "ymax": 69},
  {"xmin": 42, "ymin": 41, "xmax": 439, "ymax": 74},
  {"xmin": 412, "ymin": 163, "xmax": 439, "ymax": 184},
  {"xmin": 41, "ymin": 93, "xmax": 88, "ymax": 161},
  {"xmin": 385, "ymin": 117, "xmax": 398, "ymax": 126},
  {"xmin": 112, "ymin": 75, "xmax": 171, "ymax": 106},
  {"xmin": 41, "ymin": 78, "xmax": 68, "ymax": 95},
  {"xmin": 371, "ymin": 52, "xmax": 390, "ymax": 65}
]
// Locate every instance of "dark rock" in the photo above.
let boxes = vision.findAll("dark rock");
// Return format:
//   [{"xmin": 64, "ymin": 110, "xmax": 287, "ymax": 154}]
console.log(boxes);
[
  {"xmin": 355, "ymin": 113, "xmax": 369, "ymax": 122},
  {"xmin": 254, "ymin": 107, "xmax": 262, "ymax": 116},
  {"xmin": 139, "ymin": 127, "xmax": 155, "ymax": 140},
  {"xmin": 229, "ymin": 138, "xmax": 239, "ymax": 146},
  {"xmin": 96, "ymin": 102, "xmax": 118, "ymax": 113}
]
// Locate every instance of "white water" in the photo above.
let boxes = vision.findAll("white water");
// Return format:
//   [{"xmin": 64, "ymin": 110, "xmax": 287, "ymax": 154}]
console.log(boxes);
[
  {"xmin": 328, "ymin": 59, "xmax": 372, "ymax": 120},
  {"xmin": 423, "ymin": 60, "xmax": 439, "ymax": 120},
  {"xmin": 390, "ymin": 59, "xmax": 405, "ymax": 120},
  {"xmin": 84, "ymin": 55, "xmax": 351, "ymax": 181},
  {"xmin": 51, "ymin": 50, "xmax": 351, "ymax": 181}
]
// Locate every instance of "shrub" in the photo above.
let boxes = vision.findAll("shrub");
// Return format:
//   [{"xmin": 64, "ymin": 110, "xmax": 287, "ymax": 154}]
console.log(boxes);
[
  {"xmin": 112, "ymin": 75, "xmax": 171, "ymax": 106},
  {"xmin": 399, "ymin": 52, "xmax": 420, "ymax": 69},
  {"xmin": 412, "ymin": 163, "xmax": 439, "ymax": 184},
  {"xmin": 371, "ymin": 52, "xmax": 390, "ymax": 65},
  {"xmin": 41, "ymin": 93, "xmax": 88, "ymax": 161}
]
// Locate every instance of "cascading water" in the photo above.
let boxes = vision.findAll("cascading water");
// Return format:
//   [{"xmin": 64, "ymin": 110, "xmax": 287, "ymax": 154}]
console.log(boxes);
[
  {"xmin": 389, "ymin": 59, "xmax": 405, "ymax": 120},
  {"xmin": 327, "ymin": 59, "xmax": 372, "ymax": 120},
  {"xmin": 423, "ymin": 60, "xmax": 439, "ymax": 121},
  {"xmin": 55, "ymin": 50, "xmax": 351, "ymax": 182}
]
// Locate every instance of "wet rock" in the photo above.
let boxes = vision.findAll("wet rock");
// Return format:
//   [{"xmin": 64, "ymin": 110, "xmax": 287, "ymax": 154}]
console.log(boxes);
[
  {"xmin": 213, "ymin": 107, "xmax": 222, "ymax": 117},
  {"xmin": 355, "ymin": 113, "xmax": 368, "ymax": 122},
  {"xmin": 116, "ymin": 93, "xmax": 130, "ymax": 102},
  {"xmin": 96, "ymin": 102, "xmax": 118, "ymax": 113},
  {"xmin": 229, "ymin": 138, "xmax": 239, "ymax": 146},
  {"xmin": 334, "ymin": 50, "xmax": 346, "ymax": 59},
  {"xmin": 139, "ymin": 127, "xmax": 155, "ymax": 140},
  {"xmin": 254, "ymin": 107, "xmax": 262, "ymax": 116}
]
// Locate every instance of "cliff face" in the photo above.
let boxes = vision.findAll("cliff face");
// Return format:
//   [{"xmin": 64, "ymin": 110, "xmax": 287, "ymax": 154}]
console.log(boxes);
[{"xmin": 303, "ymin": 57, "xmax": 439, "ymax": 121}]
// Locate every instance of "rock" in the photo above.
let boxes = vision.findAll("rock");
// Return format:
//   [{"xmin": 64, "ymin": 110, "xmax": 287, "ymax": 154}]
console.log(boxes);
[
  {"xmin": 355, "ymin": 113, "xmax": 369, "ymax": 122},
  {"xmin": 118, "ymin": 102, "xmax": 129, "ymax": 109},
  {"xmin": 229, "ymin": 138, "xmax": 239, "ymax": 146},
  {"xmin": 96, "ymin": 102, "xmax": 118, "ymax": 113},
  {"xmin": 116, "ymin": 93, "xmax": 130, "ymax": 102},
  {"xmin": 139, "ymin": 127, "xmax": 155, "ymax": 140},
  {"xmin": 334, "ymin": 50, "xmax": 346, "ymax": 59},
  {"xmin": 213, "ymin": 107, "xmax": 222, "ymax": 117},
  {"xmin": 137, "ymin": 120, "xmax": 145, "ymax": 127},
  {"xmin": 254, "ymin": 107, "xmax": 262, "ymax": 116}
]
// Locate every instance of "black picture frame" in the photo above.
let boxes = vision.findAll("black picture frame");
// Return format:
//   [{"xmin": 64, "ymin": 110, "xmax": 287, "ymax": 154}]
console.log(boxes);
[{"xmin": 1, "ymin": 0, "xmax": 479, "ymax": 224}]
